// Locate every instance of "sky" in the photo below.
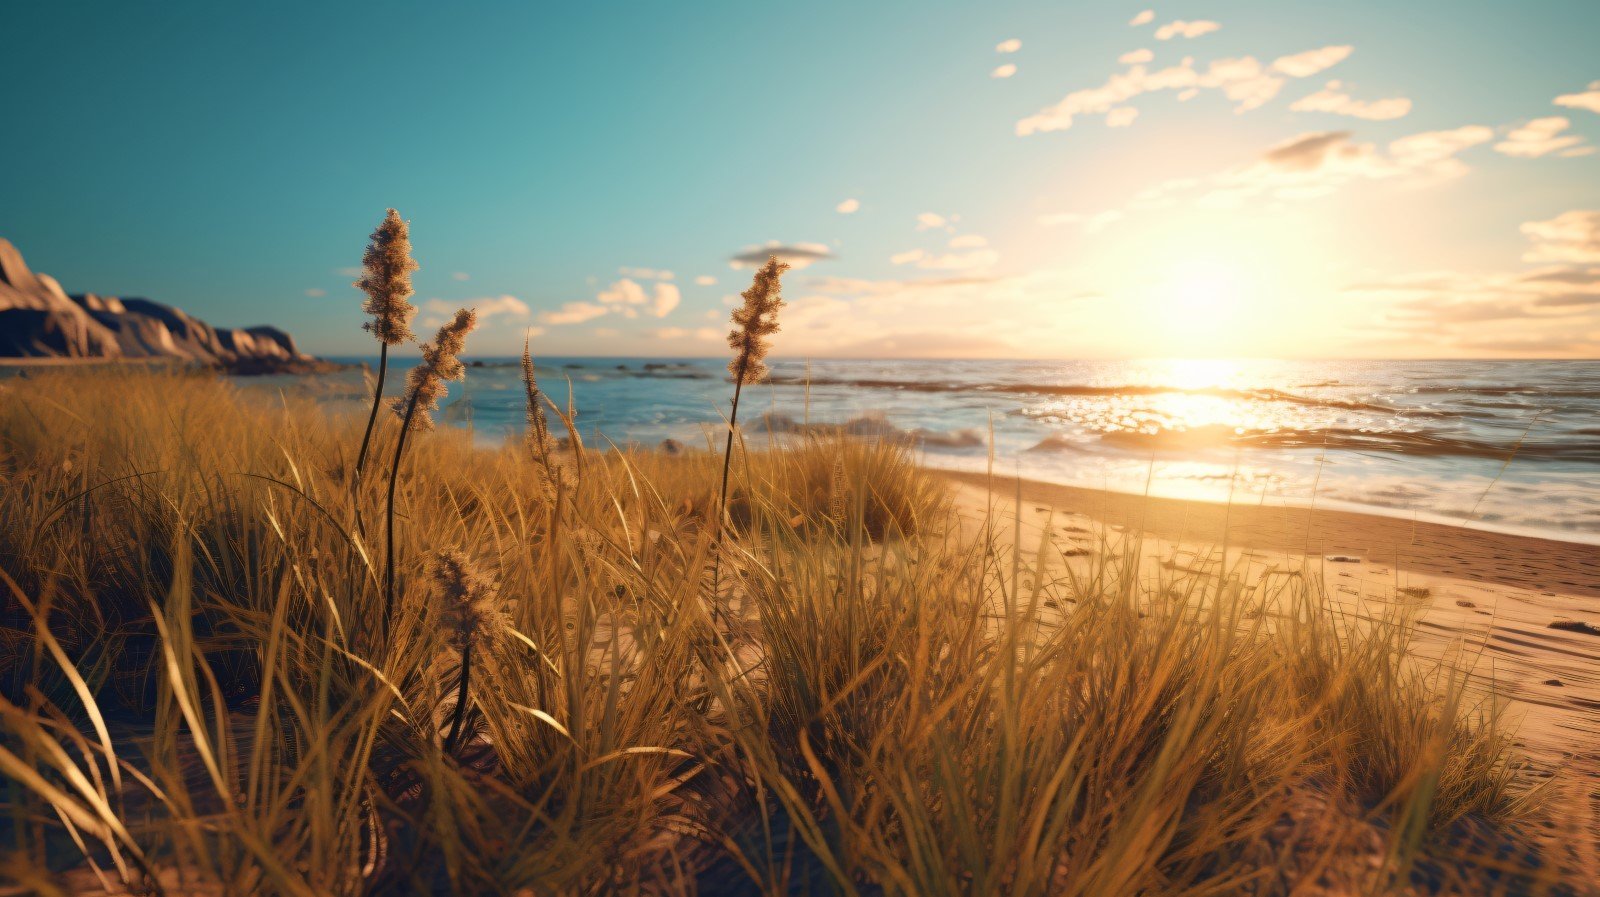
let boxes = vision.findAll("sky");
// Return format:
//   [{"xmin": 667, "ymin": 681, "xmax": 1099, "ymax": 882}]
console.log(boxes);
[{"xmin": 2, "ymin": 0, "xmax": 1599, "ymax": 360}]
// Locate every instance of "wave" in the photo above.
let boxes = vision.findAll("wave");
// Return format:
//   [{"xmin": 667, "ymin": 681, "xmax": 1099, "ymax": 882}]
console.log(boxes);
[
  {"xmin": 763, "ymin": 375, "xmax": 1414, "ymax": 414},
  {"xmin": 1018, "ymin": 423, "xmax": 1600, "ymax": 463}
]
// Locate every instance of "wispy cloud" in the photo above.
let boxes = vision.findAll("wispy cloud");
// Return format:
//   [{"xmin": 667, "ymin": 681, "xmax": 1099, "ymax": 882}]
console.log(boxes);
[
  {"xmin": 694, "ymin": 274, "xmax": 718, "ymax": 286},
  {"xmin": 1016, "ymin": 44, "xmax": 1353, "ymax": 135},
  {"xmin": 1154, "ymin": 20, "xmax": 1221, "ymax": 40},
  {"xmin": 538, "ymin": 301, "xmax": 608, "ymax": 326},
  {"xmin": 835, "ymin": 197, "xmax": 860, "ymax": 214},
  {"xmin": 426, "ymin": 295, "xmax": 530, "ymax": 320},
  {"xmin": 1493, "ymin": 117, "xmax": 1591, "ymax": 158},
  {"xmin": 1129, "ymin": 10, "xmax": 1155, "ymax": 27},
  {"xmin": 304, "ymin": 287, "xmax": 327, "ymax": 298},
  {"xmin": 1290, "ymin": 80, "xmax": 1411, "ymax": 120},
  {"xmin": 451, "ymin": 272, "xmax": 470, "ymax": 281},
  {"xmin": 618, "ymin": 266, "xmax": 674, "ymax": 280},
  {"xmin": 1522, "ymin": 210, "xmax": 1600, "ymax": 263},
  {"xmin": 1555, "ymin": 80, "xmax": 1600, "ymax": 115},
  {"xmin": 1119, "ymin": 48, "xmax": 1153, "ymax": 64},
  {"xmin": 916, "ymin": 212, "xmax": 955, "ymax": 230},
  {"xmin": 991, "ymin": 63, "xmax": 1018, "ymax": 79},
  {"xmin": 995, "ymin": 38, "xmax": 1021, "ymax": 53}
]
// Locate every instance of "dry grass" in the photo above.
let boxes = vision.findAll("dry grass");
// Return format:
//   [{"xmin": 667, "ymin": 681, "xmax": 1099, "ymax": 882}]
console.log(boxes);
[{"xmin": 0, "ymin": 369, "xmax": 1552, "ymax": 895}]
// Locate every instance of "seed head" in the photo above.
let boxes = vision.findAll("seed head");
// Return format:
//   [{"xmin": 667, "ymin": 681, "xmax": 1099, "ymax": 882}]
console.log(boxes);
[
  {"xmin": 431, "ymin": 549, "xmax": 499, "ymax": 651},
  {"xmin": 355, "ymin": 208, "xmax": 419, "ymax": 346},
  {"xmin": 522, "ymin": 333, "xmax": 557, "ymax": 475},
  {"xmin": 727, "ymin": 256, "xmax": 788, "ymax": 385},
  {"xmin": 393, "ymin": 308, "xmax": 476, "ymax": 431}
]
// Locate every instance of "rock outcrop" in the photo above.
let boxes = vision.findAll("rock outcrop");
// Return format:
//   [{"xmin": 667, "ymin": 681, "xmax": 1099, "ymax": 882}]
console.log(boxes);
[{"xmin": 0, "ymin": 237, "xmax": 327, "ymax": 373}]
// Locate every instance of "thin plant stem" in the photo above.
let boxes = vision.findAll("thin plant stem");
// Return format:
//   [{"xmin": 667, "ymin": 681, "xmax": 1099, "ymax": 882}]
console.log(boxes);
[
  {"xmin": 710, "ymin": 361, "xmax": 748, "ymax": 626},
  {"xmin": 383, "ymin": 391, "xmax": 421, "ymax": 646},
  {"xmin": 443, "ymin": 641, "xmax": 471, "ymax": 755}
]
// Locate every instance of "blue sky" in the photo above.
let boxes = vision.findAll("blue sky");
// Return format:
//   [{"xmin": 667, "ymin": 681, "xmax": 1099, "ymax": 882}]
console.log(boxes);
[{"xmin": 3, "ymin": 0, "xmax": 1598, "ymax": 358}]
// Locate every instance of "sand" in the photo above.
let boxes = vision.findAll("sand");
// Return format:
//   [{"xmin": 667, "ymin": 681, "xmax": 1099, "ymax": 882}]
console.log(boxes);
[{"xmin": 934, "ymin": 469, "xmax": 1600, "ymax": 872}]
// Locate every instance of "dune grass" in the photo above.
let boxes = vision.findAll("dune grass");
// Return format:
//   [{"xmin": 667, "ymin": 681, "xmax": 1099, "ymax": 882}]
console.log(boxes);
[{"xmin": 0, "ymin": 368, "xmax": 1544, "ymax": 895}]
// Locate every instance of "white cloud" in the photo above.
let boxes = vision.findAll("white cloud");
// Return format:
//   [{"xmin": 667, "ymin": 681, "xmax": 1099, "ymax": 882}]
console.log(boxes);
[
  {"xmin": 836, "ymin": 197, "xmax": 860, "ymax": 214},
  {"xmin": 649, "ymin": 326, "xmax": 721, "ymax": 341},
  {"xmin": 890, "ymin": 244, "xmax": 999, "ymax": 271},
  {"xmin": 304, "ymin": 288, "xmax": 326, "ymax": 298},
  {"xmin": 1129, "ymin": 10, "xmax": 1155, "ymax": 26},
  {"xmin": 1555, "ymin": 81, "xmax": 1600, "ymax": 115},
  {"xmin": 618, "ymin": 267, "xmax": 674, "ymax": 280},
  {"xmin": 916, "ymin": 212, "xmax": 950, "ymax": 230},
  {"xmin": 1493, "ymin": 117, "xmax": 1588, "ymax": 159},
  {"xmin": 1119, "ymin": 48, "xmax": 1153, "ymax": 65},
  {"xmin": 1271, "ymin": 46, "xmax": 1353, "ymax": 78},
  {"xmin": 949, "ymin": 234, "xmax": 989, "ymax": 248},
  {"xmin": 995, "ymin": 38, "xmax": 1021, "ymax": 53},
  {"xmin": 694, "ymin": 274, "xmax": 718, "ymax": 286},
  {"xmin": 452, "ymin": 272, "xmax": 470, "ymax": 281},
  {"xmin": 991, "ymin": 63, "xmax": 1018, "ymax": 79},
  {"xmin": 1106, "ymin": 106, "xmax": 1139, "ymax": 127},
  {"xmin": 1521, "ymin": 210, "xmax": 1600, "ymax": 263},
  {"xmin": 597, "ymin": 278, "xmax": 648, "ymax": 306},
  {"xmin": 651, "ymin": 283, "xmax": 681, "ymax": 318},
  {"xmin": 539, "ymin": 301, "xmax": 608, "ymax": 325},
  {"xmin": 1154, "ymin": 20, "xmax": 1221, "ymax": 40},
  {"xmin": 1290, "ymin": 80, "xmax": 1411, "ymax": 120},
  {"xmin": 890, "ymin": 249, "xmax": 926, "ymax": 265},
  {"xmin": 427, "ymin": 295, "xmax": 530, "ymax": 320},
  {"xmin": 1016, "ymin": 44, "xmax": 1353, "ymax": 135}
]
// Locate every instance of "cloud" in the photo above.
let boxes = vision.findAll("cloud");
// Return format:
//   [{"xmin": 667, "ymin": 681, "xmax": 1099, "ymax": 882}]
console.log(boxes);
[
  {"xmin": 1106, "ymin": 106, "xmax": 1139, "ymax": 127},
  {"xmin": 836, "ymin": 197, "xmax": 860, "ymax": 214},
  {"xmin": 916, "ymin": 212, "xmax": 951, "ymax": 230},
  {"xmin": 618, "ymin": 267, "xmax": 674, "ymax": 280},
  {"xmin": 1555, "ymin": 81, "xmax": 1600, "ymax": 115},
  {"xmin": 1155, "ymin": 20, "xmax": 1221, "ymax": 40},
  {"xmin": 995, "ymin": 38, "xmax": 1021, "ymax": 53},
  {"xmin": 1521, "ymin": 210, "xmax": 1600, "ymax": 263},
  {"xmin": 538, "ymin": 301, "xmax": 609, "ymax": 325},
  {"xmin": 1119, "ymin": 48, "xmax": 1153, "ymax": 64},
  {"xmin": 694, "ymin": 275, "xmax": 718, "ymax": 286},
  {"xmin": 1129, "ymin": 10, "xmax": 1155, "ymax": 26},
  {"xmin": 651, "ymin": 283, "xmax": 681, "ymax": 318},
  {"xmin": 1271, "ymin": 46, "xmax": 1353, "ymax": 78},
  {"xmin": 1261, "ymin": 130, "xmax": 1359, "ymax": 171},
  {"xmin": 890, "ymin": 241, "xmax": 1000, "ymax": 272},
  {"xmin": 991, "ymin": 63, "xmax": 1018, "ymax": 79},
  {"xmin": 729, "ymin": 241, "xmax": 835, "ymax": 270},
  {"xmin": 427, "ymin": 295, "xmax": 530, "ymax": 320},
  {"xmin": 1290, "ymin": 80, "xmax": 1411, "ymax": 120},
  {"xmin": 335, "ymin": 266, "xmax": 363, "ymax": 278},
  {"xmin": 597, "ymin": 278, "xmax": 648, "ymax": 306},
  {"xmin": 304, "ymin": 288, "xmax": 327, "ymax": 298},
  {"xmin": 451, "ymin": 272, "xmax": 470, "ymax": 281},
  {"xmin": 1016, "ymin": 44, "xmax": 1353, "ymax": 135},
  {"xmin": 1493, "ymin": 117, "xmax": 1588, "ymax": 158}
]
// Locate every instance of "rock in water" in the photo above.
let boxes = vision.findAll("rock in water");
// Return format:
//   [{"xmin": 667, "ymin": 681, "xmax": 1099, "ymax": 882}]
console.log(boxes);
[{"xmin": 0, "ymin": 236, "xmax": 326, "ymax": 373}]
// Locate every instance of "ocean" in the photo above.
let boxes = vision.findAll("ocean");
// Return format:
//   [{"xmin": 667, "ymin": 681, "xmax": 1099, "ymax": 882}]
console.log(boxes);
[{"xmin": 295, "ymin": 356, "xmax": 1600, "ymax": 541}]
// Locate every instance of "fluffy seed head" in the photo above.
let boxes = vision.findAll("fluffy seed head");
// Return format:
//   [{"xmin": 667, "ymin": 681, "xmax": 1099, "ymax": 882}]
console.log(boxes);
[
  {"xmin": 430, "ymin": 549, "xmax": 499, "ymax": 651},
  {"xmin": 355, "ymin": 208, "xmax": 419, "ymax": 345},
  {"xmin": 521, "ymin": 334, "xmax": 558, "ymax": 482},
  {"xmin": 727, "ymin": 256, "xmax": 788, "ymax": 384},
  {"xmin": 393, "ymin": 308, "xmax": 476, "ymax": 431}
]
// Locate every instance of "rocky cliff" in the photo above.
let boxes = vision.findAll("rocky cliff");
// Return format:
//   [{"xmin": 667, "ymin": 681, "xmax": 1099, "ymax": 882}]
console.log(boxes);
[{"xmin": 0, "ymin": 237, "xmax": 326, "ymax": 373}]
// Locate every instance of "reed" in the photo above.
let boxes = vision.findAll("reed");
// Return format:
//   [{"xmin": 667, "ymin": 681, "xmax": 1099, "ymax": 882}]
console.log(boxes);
[
  {"xmin": 383, "ymin": 308, "xmax": 476, "ymax": 646},
  {"xmin": 351, "ymin": 208, "xmax": 419, "ymax": 488},
  {"xmin": 711, "ymin": 256, "xmax": 787, "ymax": 617}
]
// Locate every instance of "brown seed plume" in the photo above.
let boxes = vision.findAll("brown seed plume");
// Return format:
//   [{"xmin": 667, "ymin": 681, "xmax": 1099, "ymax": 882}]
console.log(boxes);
[
  {"xmin": 431, "ymin": 548, "xmax": 499, "ymax": 651},
  {"xmin": 393, "ymin": 308, "xmax": 476, "ymax": 431},
  {"xmin": 355, "ymin": 208, "xmax": 420, "ymax": 346},
  {"xmin": 727, "ymin": 256, "xmax": 788, "ymax": 385},
  {"xmin": 521, "ymin": 333, "xmax": 557, "ymax": 478}
]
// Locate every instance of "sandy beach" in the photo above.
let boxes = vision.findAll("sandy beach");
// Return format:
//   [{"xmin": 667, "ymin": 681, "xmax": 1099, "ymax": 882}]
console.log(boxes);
[{"xmin": 936, "ymin": 469, "xmax": 1600, "ymax": 870}]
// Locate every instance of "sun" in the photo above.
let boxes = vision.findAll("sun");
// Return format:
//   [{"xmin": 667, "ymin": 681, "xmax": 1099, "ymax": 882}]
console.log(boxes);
[{"xmin": 1163, "ymin": 259, "xmax": 1243, "ymax": 333}]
